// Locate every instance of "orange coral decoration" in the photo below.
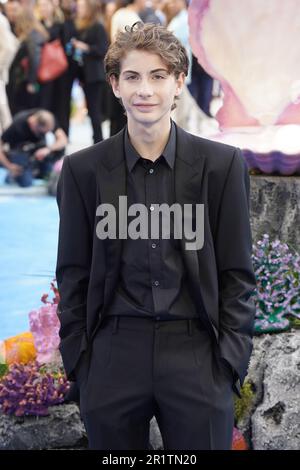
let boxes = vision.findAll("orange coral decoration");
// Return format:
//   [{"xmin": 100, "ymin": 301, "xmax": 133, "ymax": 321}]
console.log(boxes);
[
  {"xmin": 232, "ymin": 427, "xmax": 248, "ymax": 450},
  {"xmin": 4, "ymin": 332, "xmax": 37, "ymax": 365}
]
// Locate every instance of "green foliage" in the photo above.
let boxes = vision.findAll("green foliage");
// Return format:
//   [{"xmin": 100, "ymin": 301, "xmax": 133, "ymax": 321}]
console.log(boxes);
[
  {"xmin": 39, "ymin": 362, "xmax": 66, "ymax": 378},
  {"xmin": 0, "ymin": 363, "xmax": 9, "ymax": 379},
  {"xmin": 289, "ymin": 316, "xmax": 300, "ymax": 329},
  {"xmin": 234, "ymin": 381, "xmax": 255, "ymax": 423}
]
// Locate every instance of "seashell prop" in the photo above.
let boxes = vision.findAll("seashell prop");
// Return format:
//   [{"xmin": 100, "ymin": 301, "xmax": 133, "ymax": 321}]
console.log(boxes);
[{"xmin": 188, "ymin": 0, "xmax": 300, "ymax": 174}]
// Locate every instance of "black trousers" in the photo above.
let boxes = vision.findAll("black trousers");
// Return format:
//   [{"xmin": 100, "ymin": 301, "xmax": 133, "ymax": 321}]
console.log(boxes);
[
  {"xmin": 82, "ymin": 81, "xmax": 105, "ymax": 143},
  {"xmin": 53, "ymin": 64, "xmax": 78, "ymax": 136},
  {"xmin": 77, "ymin": 315, "xmax": 234, "ymax": 450}
]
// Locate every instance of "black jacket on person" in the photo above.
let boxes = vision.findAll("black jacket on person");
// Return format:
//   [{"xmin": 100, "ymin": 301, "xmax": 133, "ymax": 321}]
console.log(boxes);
[
  {"xmin": 60, "ymin": 18, "xmax": 77, "ymax": 67},
  {"xmin": 75, "ymin": 21, "xmax": 108, "ymax": 83},
  {"xmin": 42, "ymin": 20, "xmax": 62, "ymax": 42},
  {"xmin": 7, "ymin": 29, "xmax": 47, "ymax": 114}
]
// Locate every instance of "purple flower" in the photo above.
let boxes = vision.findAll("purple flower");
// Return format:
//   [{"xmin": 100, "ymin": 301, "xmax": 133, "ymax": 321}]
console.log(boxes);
[
  {"xmin": 252, "ymin": 234, "xmax": 300, "ymax": 333},
  {"xmin": 0, "ymin": 361, "xmax": 70, "ymax": 416}
]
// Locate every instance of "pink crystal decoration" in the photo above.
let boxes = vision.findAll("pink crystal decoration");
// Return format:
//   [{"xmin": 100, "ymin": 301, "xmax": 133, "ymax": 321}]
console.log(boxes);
[
  {"xmin": 28, "ymin": 282, "xmax": 61, "ymax": 365},
  {"xmin": 188, "ymin": 0, "xmax": 300, "ymax": 174}
]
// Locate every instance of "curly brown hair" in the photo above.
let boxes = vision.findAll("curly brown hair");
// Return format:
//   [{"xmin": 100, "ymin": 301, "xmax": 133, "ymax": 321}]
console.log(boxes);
[{"xmin": 104, "ymin": 21, "xmax": 189, "ymax": 111}]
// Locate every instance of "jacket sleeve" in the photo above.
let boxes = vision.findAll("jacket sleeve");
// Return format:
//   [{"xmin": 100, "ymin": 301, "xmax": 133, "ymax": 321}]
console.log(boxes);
[
  {"xmin": 26, "ymin": 30, "xmax": 44, "ymax": 84},
  {"xmin": 85, "ymin": 22, "xmax": 108, "ymax": 58},
  {"xmin": 215, "ymin": 148, "xmax": 257, "ymax": 389},
  {"xmin": 55, "ymin": 155, "xmax": 92, "ymax": 381}
]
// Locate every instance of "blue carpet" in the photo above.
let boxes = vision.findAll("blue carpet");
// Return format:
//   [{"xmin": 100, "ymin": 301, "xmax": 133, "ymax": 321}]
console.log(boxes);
[{"xmin": 0, "ymin": 192, "xmax": 59, "ymax": 340}]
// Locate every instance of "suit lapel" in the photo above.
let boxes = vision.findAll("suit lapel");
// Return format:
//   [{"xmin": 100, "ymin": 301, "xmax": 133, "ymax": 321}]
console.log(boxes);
[
  {"xmin": 174, "ymin": 125, "xmax": 204, "ymax": 281},
  {"xmin": 174, "ymin": 127, "xmax": 218, "ymax": 340},
  {"xmin": 96, "ymin": 129, "xmax": 126, "ymax": 310}
]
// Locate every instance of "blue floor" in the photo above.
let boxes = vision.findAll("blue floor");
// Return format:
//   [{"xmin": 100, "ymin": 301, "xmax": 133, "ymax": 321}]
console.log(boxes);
[
  {"xmin": 0, "ymin": 117, "xmax": 94, "ymax": 341},
  {"xmin": 0, "ymin": 192, "xmax": 59, "ymax": 340}
]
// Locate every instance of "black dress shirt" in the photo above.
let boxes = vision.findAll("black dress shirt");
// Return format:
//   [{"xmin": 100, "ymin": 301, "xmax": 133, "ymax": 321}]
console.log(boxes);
[{"xmin": 105, "ymin": 119, "xmax": 199, "ymax": 321}]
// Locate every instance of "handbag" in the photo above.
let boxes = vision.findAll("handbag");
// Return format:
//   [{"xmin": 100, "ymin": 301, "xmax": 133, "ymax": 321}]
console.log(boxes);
[
  {"xmin": 38, "ymin": 39, "xmax": 68, "ymax": 82},
  {"xmin": 21, "ymin": 39, "xmax": 68, "ymax": 83}
]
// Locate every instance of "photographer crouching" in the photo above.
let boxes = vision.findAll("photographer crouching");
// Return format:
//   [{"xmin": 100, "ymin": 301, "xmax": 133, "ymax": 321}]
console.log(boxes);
[{"xmin": 0, "ymin": 109, "xmax": 68, "ymax": 187}]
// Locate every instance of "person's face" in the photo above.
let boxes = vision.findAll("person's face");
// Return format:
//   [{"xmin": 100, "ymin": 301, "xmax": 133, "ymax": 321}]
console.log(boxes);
[
  {"xmin": 134, "ymin": 0, "xmax": 146, "ymax": 11},
  {"xmin": 151, "ymin": 0, "xmax": 166, "ymax": 10},
  {"xmin": 166, "ymin": 0, "xmax": 185, "ymax": 18},
  {"xmin": 4, "ymin": 1, "xmax": 21, "ymax": 24},
  {"xmin": 110, "ymin": 49, "xmax": 185, "ymax": 128},
  {"xmin": 37, "ymin": 0, "xmax": 54, "ymax": 20},
  {"xmin": 60, "ymin": 0, "xmax": 75, "ymax": 13},
  {"xmin": 105, "ymin": 1, "xmax": 116, "ymax": 19},
  {"xmin": 76, "ymin": 0, "xmax": 88, "ymax": 19}
]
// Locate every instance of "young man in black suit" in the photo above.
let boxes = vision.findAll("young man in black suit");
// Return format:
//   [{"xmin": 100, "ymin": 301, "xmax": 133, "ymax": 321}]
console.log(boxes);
[{"xmin": 56, "ymin": 22, "xmax": 256, "ymax": 450}]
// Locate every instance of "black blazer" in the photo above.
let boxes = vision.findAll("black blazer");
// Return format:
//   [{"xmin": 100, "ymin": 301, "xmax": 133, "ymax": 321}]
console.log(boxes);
[
  {"xmin": 56, "ymin": 123, "xmax": 257, "ymax": 399},
  {"xmin": 76, "ymin": 21, "xmax": 108, "ymax": 83}
]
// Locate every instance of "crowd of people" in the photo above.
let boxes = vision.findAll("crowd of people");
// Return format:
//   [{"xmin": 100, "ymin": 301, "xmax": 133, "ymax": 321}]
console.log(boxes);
[{"xmin": 0, "ymin": 0, "xmax": 214, "ymax": 187}]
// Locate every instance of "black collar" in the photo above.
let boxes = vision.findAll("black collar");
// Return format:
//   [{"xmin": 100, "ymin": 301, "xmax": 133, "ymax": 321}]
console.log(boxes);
[{"xmin": 124, "ymin": 119, "xmax": 176, "ymax": 172}]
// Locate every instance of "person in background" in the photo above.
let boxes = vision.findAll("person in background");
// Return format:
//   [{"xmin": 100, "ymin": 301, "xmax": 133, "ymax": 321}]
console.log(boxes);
[
  {"xmin": 0, "ymin": 11, "xmax": 19, "ymax": 134},
  {"xmin": 3, "ymin": 0, "xmax": 21, "ymax": 35},
  {"xmin": 188, "ymin": 55, "xmax": 214, "ymax": 117},
  {"xmin": 6, "ymin": 7, "xmax": 49, "ymax": 115},
  {"xmin": 36, "ymin": 0, "xmax": 64, "ymax": 40},
  {"xmin": 166, "ymin": 0, "xmax": 194, "ymax": 129},
  {"xmin": 159, "ymin": 0, "xmax": 173, "ymax": 24},
  {"xmin": 139, "ymin": 0, "xmax": 162, "ymax": 24},
  {"xmin": 101, "ymin": 0, "xmax": 117, "ymax": 40},
  {"xmin": 110, "ymin": 0, "xmax": 145, "ymax": 41},
  {"xmin": 0, "ymin": 108, "xmax": 67, "ymax": 187},
  {"xmin": 151, "ymin": 0, "xmax": 167, "ymax": 25},
  {"xmin": 167, "ymin": 0, "xmax": 191, "ymax": 85},
  {"xmin": 168, "ymin": 0, "xmax": 213, "ymax": 116},
  {"xmin": 53, "ymin": 0, "xmax": 77, "ymax": 137},
  {"xmin": 72, "ymin": 0, "xmax": 109, "ymax": 143},
  {"xmin": 36, "ymin": 0, "xmax": 65, "ymax": 112}
]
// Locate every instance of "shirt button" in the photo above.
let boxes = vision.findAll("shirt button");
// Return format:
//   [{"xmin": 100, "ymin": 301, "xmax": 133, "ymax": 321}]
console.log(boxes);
[
  {"xmin": 149, "ymin": 168, "xmax": 154, "ymax": 174},
  {"xmin": 153, "ymin": 280, "xmax": 160, "ymax": 287},
  {"xmin": 150, "ymin": 205, "xmax": 154, "ymax": 211},
  {"xmin": 151, "ymin": 243, "xmax": 157, "ymax": 249}
]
